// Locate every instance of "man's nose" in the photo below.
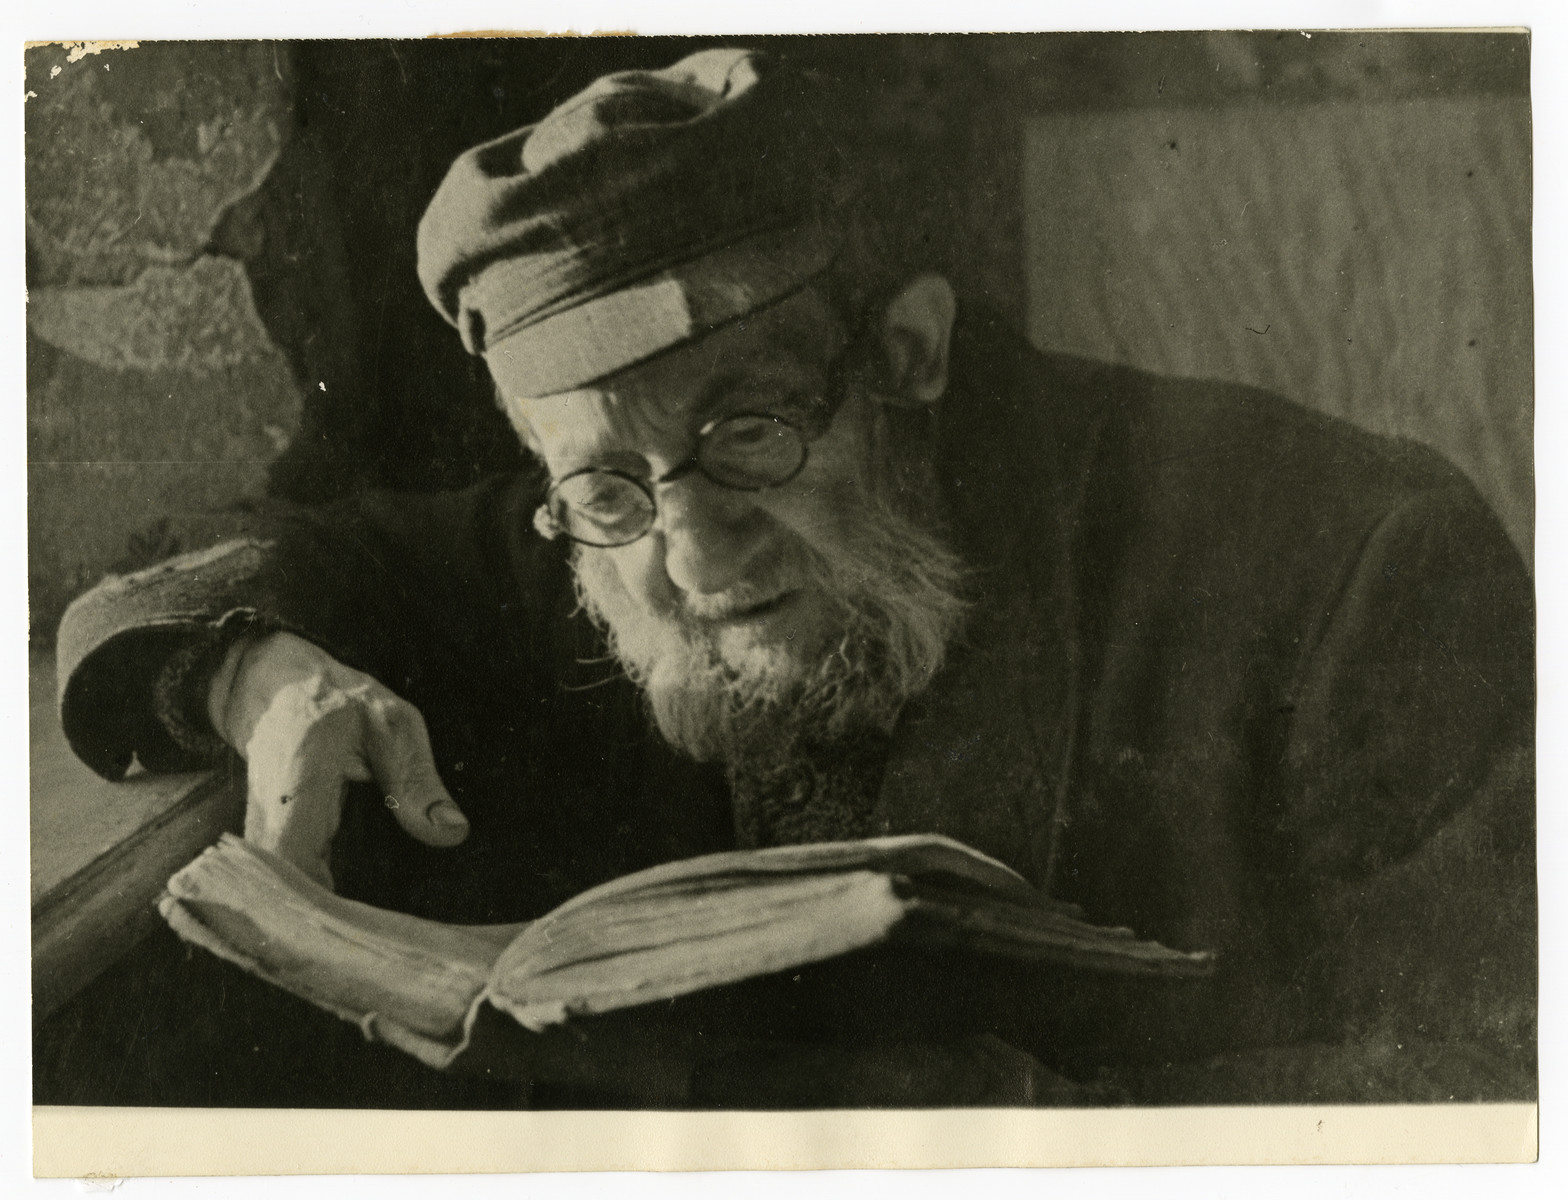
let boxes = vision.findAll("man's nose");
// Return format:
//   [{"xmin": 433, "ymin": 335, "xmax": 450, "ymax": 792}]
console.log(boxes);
[{"xmin": 655, "ymin": 478, "xmax": 767, "ymax": 596}]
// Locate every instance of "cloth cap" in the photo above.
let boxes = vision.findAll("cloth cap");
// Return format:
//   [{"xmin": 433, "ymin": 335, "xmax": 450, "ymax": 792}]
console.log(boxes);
[{"xmin": 416, "ymin": 48, "xmax": 859, "ymax": 398}]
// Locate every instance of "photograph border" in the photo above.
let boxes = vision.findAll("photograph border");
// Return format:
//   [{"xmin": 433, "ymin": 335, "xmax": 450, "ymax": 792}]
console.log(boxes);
[{"xmin": 8, "ymin": 0, "xmax": 1562, "ymax": 1191}]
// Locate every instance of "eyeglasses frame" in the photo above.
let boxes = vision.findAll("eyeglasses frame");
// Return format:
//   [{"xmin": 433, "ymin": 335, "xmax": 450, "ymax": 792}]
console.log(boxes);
[{"xmin": 532, "ymin": 345, "xmax": 861, "ymax": 548}]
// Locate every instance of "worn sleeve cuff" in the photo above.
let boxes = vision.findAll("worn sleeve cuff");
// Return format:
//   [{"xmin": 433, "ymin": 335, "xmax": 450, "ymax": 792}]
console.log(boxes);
[{"xmin": 151, "ymin": 620, "xmax": 260, "ymax": 764}]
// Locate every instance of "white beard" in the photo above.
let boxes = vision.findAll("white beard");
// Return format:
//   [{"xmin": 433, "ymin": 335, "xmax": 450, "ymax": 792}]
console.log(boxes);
[{"xmin": 571, "ymin": 481, "xmax": 969, "ymax": 769}]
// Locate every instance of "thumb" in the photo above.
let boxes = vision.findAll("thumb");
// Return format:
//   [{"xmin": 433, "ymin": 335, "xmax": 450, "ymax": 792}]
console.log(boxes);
[{"xmin": 358, "ymin": 688, "xmax": 470, "ymax": 848}]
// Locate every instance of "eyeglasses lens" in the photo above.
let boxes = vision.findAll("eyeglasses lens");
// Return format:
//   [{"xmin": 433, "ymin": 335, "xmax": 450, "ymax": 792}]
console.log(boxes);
[
  {"xmin": 698, "ymin": 415, "xmax": 807, "ymax": 489},
  {"xmin": 549, "ymin": 473, "xmax": 655, "ymax": 547}
]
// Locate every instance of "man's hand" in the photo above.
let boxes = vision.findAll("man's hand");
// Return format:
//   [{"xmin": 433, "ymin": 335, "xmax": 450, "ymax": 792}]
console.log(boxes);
[{"xmin": 207, "ymin": 631, "xmax": 469, "ymax": 889}]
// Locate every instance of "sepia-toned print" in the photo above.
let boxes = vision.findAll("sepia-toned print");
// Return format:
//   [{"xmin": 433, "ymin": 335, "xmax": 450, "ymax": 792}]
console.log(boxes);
[{"xmin": 26, "ymin": 33, "xmax": 1534, "ymax": 1160}]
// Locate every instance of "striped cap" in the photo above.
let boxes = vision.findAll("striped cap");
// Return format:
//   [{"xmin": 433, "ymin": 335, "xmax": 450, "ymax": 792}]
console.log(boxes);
[{"xmin": 417, "ymin": 48, "xmax": 859, "ymax": 398}]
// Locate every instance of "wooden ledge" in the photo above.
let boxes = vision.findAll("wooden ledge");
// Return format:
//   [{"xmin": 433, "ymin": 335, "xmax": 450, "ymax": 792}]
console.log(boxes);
[{"xmin": 30, "ymin": 646, "xmax": 243, "ymax": 1020}]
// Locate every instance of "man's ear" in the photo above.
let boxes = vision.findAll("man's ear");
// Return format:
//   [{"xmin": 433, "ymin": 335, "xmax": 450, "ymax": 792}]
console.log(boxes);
[{"xmin": 876, "ymin": 273, "xmax": 956, "ymax": 407}]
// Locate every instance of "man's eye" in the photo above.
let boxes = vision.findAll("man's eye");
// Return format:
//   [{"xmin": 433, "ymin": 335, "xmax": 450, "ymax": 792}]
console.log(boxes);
[
  {"xmin": 557, "ymin": 473, "xmax": 639, "ymax": 512},
  {"xmin": 574, "ymin": 488, "xmax": 622, "ymax": 511},
  {"xmin": 718, "ymin": 421, "xmax": 782, "ymax": 450}
]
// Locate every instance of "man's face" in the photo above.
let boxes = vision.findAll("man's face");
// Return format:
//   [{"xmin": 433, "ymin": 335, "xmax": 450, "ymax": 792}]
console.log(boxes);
[{"xmin": 502, "ymin": 287, "xmax": 967, "ymax": 764}]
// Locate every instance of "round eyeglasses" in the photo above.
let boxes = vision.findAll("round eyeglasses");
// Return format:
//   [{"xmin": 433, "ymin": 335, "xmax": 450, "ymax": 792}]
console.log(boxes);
[{"xmin": 533, "ymin": 410, "xmax": 823, "ymax": 548}]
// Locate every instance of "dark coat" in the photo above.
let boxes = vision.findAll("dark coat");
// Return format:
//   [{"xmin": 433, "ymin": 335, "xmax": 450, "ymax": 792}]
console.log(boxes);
[{"xmin": 57, "ymin": 309, "xmax": 1536, "ymax": 1103}]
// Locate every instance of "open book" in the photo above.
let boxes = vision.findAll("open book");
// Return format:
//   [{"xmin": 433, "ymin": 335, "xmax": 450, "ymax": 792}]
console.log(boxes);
[{"xmin": 160, "ymin": 833, "xmax": 1213, "ymax": 1086}]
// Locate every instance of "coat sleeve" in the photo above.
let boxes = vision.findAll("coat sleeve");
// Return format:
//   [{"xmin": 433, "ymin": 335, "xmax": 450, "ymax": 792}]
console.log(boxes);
[
  {"xmin": 1282, "ymin": 479, "xmax": 1535, "ymax": 1094},
  {"xmin": 1126, "ymin": 480, "xmax": 1535, "ymax": 1104},
  {"xmin": 55, "ymin": 472, "xmax": 570, "ymax": 782}
]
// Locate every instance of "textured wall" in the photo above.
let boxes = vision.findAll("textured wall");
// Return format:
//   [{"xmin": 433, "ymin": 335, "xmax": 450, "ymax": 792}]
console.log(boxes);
[
  {"xmin": 1023, "ymin": 96, "xmax": 1532, "ymax": 562},
  {"xmin": 25, "ymin": 42, "xmax": 303, "ymax": 639}
]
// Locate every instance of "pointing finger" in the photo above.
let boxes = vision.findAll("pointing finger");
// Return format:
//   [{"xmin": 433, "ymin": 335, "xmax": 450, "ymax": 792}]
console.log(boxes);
[{"xmin": 242, "ymin": 679, "xmax": 371, "ymax": 887}]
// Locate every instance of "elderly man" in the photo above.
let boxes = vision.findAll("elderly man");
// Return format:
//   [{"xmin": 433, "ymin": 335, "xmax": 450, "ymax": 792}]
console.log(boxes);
[{"xmin": 55, "ymin": 49, "xmax": 1534, "ymax": 1106}]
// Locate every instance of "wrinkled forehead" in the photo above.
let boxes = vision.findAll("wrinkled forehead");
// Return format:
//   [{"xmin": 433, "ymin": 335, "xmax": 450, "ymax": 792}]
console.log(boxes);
[{"xmin": 499, "ymin": 286, "xmax": 849, "ymax": 460}]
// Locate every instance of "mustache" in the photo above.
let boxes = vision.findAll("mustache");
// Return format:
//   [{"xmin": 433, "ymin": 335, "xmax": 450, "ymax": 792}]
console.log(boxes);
[
  {"xmin": 570, "ymin": 478, "xmax": 971, "ymax": 766},
  {"xmin": 676, "ymin": 575, "xmax": 797, "ymax": 623}
]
